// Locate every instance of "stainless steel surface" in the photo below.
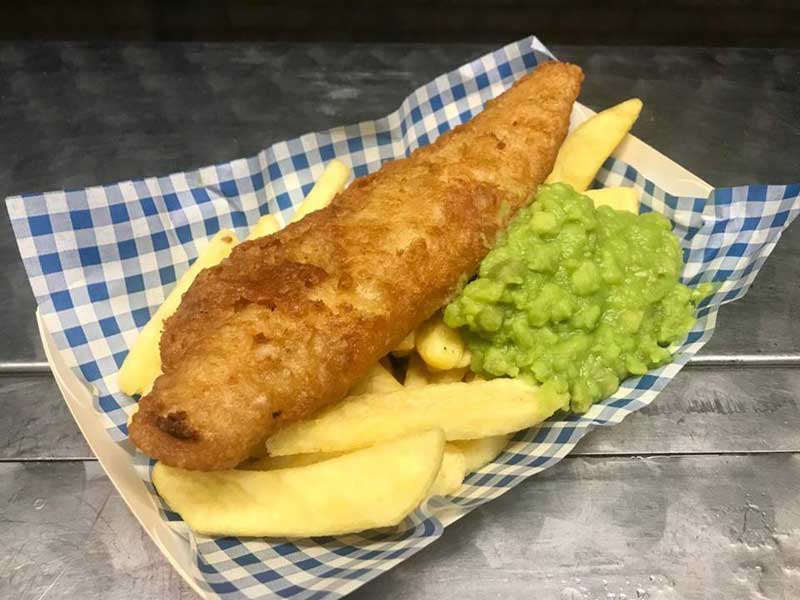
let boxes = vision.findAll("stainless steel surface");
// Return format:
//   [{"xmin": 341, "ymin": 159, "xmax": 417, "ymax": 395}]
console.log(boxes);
[
  {"xmin": 352, "ymin": 454, "xmax": 800, "ymax": 600},
  {"xmin": 4, "ymin": 457, "xmax": 799, "ymax": 600},
  {"xmin": 574, "ymin": 367, "xmax": 800, "ymax": 456},
  {"xmin": 0, "ymin": 462, "xmax": 197, "ymax": 600},
  {"xmin": 1, "ymin": 43, "xmax": 798, "ymax": 599},
  {"xmin": 1, "ymin": 375, "xmax": 91, "ymax": 459}
]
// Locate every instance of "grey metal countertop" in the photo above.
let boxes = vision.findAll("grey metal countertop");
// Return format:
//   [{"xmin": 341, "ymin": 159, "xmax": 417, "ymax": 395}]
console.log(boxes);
[{"xmin": 1, "ymin": 42, "xmax": 798, "ymax": 600}]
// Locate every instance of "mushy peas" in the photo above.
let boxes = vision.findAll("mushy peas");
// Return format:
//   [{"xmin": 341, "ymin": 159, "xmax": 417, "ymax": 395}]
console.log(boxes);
[{"xmin": 445, "ymin": 183, "xmax": 712, "ymax": 413}]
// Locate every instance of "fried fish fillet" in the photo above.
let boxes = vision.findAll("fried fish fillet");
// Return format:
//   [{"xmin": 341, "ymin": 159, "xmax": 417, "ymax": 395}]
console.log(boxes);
[{"xmin": 129, "ymin": 61, "xmax": 583, "ymax": 470}]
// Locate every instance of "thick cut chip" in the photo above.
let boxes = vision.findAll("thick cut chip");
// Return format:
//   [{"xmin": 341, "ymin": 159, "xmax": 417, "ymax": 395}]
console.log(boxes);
[
  {"xmin": 247, "ymin": 443, "xmax": 466, "ymax": 498},
  {"xmin": 416, "ymin": 312, "xmax": 467, "ymax": 371},
  {"xmin": 241, "ymin": 451, "xmax": 342, "ymax": 471},
  {"xmin": 546, "ymin": 98, "xmax": 642, "ymax": 192},
  {"xmin": 118, "ymin": 229, "xmax": 239, "ymax": 396},
  {"xmin": 584, "ymin": 187, "xmax": 639, "ymax": 214},
  {"xmin": 428, "ymin": 366, "xmax": 468, "ymax": 384},
  {"xmin": 404, "ymin": 353, "xmax": 466, "ymax": 386},
  {"xmin": 290, "ymin": 159, "xmax": 351, "ymax": 223},
  {"xmin": 429, "ymin": 445, "xmax": 467, "ymax": 497},
  {"xmin": 452, "ymin": 434, "xmax": 512, "ymax": 473},
  {"xmin": 266, "ymin": 378, "xmax": 568, "ymax": 456},
  {"xmin": 153, "ymin": 429, "xmax": 445, "ymax": 537},
  {"xmin": 245, "ymin": 214, "xmax": 282, "ymax": 241},
  {"xmin": 349, "ymin": 361, "xmax": 402, "ymax": 396},
  {"xmin": 404, "ymin": 353, "xmax": 431, "ymax": 388},
  {"xmin": 391, "ymin": 330, "xmax": 416, "ymax": 356}
]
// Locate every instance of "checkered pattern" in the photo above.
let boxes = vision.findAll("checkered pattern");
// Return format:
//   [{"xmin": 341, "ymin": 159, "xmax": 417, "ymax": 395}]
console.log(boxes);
[{"xmin": 6, "ymin": 35, "xmax": 800, "ymax": 599}]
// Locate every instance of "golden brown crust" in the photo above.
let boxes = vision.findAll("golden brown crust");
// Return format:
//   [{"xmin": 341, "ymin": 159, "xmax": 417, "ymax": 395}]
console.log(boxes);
[{"xmin": 129, "ymin": 61, "xmax": 584, "ymax": 470}]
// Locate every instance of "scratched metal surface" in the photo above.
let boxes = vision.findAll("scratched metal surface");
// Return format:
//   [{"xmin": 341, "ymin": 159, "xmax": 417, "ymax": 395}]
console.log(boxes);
[
  {"xmin": 0, "ymin": 43, "xmax": 798, "ymax": 599},
  {"xmin": 3, "ymin": 457, "xmax": 799, "ymax": 600}
]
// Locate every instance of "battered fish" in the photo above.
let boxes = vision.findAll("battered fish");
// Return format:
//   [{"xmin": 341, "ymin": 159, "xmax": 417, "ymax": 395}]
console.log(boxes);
[{"xmin": 129, "ymin": 61, "xmax": 583, "ymax": 470}]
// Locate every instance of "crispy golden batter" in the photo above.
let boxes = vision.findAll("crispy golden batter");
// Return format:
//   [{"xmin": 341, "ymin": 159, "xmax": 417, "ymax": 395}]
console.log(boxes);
[{"xmin": 129, "ymin": 61, "xmax": 583, "ymax": 470}]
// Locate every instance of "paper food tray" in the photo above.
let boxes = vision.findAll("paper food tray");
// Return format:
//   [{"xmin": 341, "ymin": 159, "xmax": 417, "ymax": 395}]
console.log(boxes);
[{"xmin": 37, "ymin": 107, "xmax": 710, "ymax": 599}]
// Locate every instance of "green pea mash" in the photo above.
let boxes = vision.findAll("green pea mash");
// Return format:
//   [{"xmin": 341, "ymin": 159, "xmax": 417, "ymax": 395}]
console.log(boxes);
[{"xmin": 445, "ymin": 183, "xmax": 712, "ymax": 413}]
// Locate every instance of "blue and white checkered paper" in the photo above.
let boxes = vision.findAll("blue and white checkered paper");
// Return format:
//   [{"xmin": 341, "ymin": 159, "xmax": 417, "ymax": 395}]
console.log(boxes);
[{"xmin": 7, "ymin": 36, "xmax": 800, "ymax": 599}]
